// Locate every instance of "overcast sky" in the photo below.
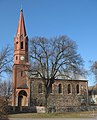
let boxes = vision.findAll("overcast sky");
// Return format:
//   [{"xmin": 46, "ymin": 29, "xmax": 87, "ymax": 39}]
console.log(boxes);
[{"xmin": 0, "ymin": 0, "xmax": 97, "ymax": 86}]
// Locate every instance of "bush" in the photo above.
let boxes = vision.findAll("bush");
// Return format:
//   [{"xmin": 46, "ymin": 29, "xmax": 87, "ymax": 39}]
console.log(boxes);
[{"xmin": 0, "ymin": 97, "xmax": 8, "ymax": 119}]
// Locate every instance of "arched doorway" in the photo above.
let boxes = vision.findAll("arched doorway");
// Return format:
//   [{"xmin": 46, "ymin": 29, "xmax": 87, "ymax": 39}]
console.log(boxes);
[{"xmin": 18, "ymin": 90, "xmax": 27, "ymax": 106}]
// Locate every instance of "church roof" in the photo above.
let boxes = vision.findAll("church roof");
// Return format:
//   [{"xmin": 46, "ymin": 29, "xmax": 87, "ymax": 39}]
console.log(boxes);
[{"xmin": 16, "ymin": 9, "xmax": 26, "ymax": 36}]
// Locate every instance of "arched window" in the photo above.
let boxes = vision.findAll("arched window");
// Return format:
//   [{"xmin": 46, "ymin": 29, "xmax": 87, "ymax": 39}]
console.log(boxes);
[
  {"xmin": 58, "ymin": 84, "xmax": 62, "ymax": 93},
  {"xmin": 38, "ymin": 83, "xmax": 42, "ymax": 93},
  {"xmin": 16, "ymin": 56, "xmax": 18, "ymax": 60},
  {"xmin": 76, "ymin": 84, "xmax": 79, "ymax": 94},
  {"xmin": 68, "ymin": 84, "xmax": 71, "ymax": 94},
  {"xmin": 21, "ymin": 41, "xmax": 23, "ymax": 49}
]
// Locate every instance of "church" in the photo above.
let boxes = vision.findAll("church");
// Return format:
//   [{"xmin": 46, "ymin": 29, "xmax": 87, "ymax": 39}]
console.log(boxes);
[{"xmin": 12, "ymin": 10, "xmax": 88, "ymax": 112}]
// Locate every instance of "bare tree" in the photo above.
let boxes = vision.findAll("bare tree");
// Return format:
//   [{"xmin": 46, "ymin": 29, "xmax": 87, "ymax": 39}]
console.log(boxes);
[
  {"xmin": 0, "ymin": 97, "xmax": 9, "ymax": 119},
  {"xmin": 30, "ymin": 35, "xmax": 84, "ymax": 107},
  {"xmin": 0, "ymin": 79, "xmax": 12, "ymax": 97},
  {"xmin": 0, "ymin": 45, "xmax": 12, "ymax": 119},
  {"xmin": 91, "ymin": 61, "xmax": 97, "ymax": 83},
  {"xmin": 0, "ymin": 45, "xmax": 12, "ymax": 78}
]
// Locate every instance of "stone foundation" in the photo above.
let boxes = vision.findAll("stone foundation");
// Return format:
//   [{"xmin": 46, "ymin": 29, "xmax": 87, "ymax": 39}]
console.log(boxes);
[
  {"xmin": 8, "ymin": 105, "xmax": 97, "ymax": 113},
  {"xmin": 48, "ymin": 105, "xmax": 97, "ymax": 113}
]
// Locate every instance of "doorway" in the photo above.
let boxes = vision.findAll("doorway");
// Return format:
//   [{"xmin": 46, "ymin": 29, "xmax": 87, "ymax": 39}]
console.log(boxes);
[{"xmin": 18, "ymin": 90, "xmax": 27, "ymax": 106}]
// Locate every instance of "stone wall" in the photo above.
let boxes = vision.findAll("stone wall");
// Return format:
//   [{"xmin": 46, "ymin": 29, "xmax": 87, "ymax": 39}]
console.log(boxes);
[{"xmin": 30, "ymin": 78, "xmax": 88, "ymax": 109}]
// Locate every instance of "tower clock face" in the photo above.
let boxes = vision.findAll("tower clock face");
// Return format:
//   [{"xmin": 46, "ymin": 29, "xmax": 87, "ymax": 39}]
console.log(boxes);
[{"xmin": 20, "ymin": 56, "xmax": 25, "ymax": 60}]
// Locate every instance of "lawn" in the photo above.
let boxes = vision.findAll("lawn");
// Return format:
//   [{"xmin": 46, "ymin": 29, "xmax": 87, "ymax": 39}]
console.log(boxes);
[{"xmin": 8, "ymin": 111, "xmax": 97, "ymax": 118}]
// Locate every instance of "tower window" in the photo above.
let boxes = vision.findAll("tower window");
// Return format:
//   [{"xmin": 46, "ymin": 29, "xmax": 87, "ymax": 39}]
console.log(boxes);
[
  {"xmin": 16, "ymin": 56, "xmax": 18, "ymax": 60},
  {"xmin": 68, "ymin": 84, "xmax": 72, "ymax": 94},
  {"xmin": 21, "ymin": 41, "xmax": 23, "ymax": 49}
]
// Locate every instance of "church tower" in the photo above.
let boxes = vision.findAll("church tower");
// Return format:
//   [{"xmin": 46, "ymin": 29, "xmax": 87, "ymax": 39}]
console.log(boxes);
[{"xmin": 12, "ymin": 9, "xmax": 30, "ymax": 107}]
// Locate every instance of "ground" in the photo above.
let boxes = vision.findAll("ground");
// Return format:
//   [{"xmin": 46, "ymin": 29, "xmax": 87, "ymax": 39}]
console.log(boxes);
[
  {"xmin": 9, "ymin": 118, "xmax": 97, "ymax": 120},
  {"xmin": 8, "ymin": 111, "xmax": 97, "ymax": 120},
  {"xmin": 9, "ymin": 111, "xmax": 96, "ymax": 117}
]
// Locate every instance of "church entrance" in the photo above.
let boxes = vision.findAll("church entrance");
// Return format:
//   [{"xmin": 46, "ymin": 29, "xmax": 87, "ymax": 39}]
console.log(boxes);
[{"xmin": 18, "ymin": 90, "xmax": 27, "ymax": 106}]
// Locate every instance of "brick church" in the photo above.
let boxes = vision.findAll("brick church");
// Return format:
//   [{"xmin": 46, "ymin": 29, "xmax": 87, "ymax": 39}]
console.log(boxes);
[{"xmin": 12, "ymin": 10, "xmax": 88, "ymax": 112}]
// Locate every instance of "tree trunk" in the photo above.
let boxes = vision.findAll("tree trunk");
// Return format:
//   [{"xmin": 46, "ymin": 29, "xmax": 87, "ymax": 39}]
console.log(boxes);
[{"xmin": 44, "ymin": 85, "xmax": 49, "ymax": 112}]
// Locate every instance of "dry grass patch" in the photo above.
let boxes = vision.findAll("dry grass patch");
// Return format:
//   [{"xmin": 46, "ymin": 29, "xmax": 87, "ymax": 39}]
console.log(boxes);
[{"xmin": 8, "ymin": 111, "xmax": 97, "ymax": 118}]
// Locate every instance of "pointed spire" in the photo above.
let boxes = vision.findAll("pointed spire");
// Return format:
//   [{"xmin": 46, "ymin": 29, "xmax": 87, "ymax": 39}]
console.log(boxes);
[{"xmin": 16, "ymin": 9, "xmax": 26, "ymax": 36}]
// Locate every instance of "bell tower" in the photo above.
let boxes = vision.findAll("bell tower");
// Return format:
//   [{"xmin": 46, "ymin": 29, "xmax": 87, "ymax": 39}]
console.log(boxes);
[
  {"xmin": 14, "ymin": 9, "xmax": 28, "ymax": 64},
  {"xmin": 12, "ymin": 9, "xmax": 30, "ymax": 107}
]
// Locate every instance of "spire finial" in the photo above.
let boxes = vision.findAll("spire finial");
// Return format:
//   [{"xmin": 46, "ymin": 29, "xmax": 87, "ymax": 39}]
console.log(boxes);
[
  {"xmin": 16, "ymin": 8, "xmax": 26, "ymax": 36},
  {"xmin": 20, "ymin": 4, "xmax": 23, "ymax": 12},
  {"xmin": 20, "ymin": 8, "xmax": 23, "ymax": 12}
]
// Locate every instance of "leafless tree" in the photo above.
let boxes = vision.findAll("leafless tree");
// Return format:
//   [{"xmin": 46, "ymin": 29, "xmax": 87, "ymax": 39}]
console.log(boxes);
[
  {"xmin": 0, "ymin": 79, "xmax": 12, "ymax": 97},
  {"xmin": 0, "ymin": 45, "xmax": 12, "ymax": 78},
  {"xmin": 91, "ymin": 61, "xmax": 97, "ymax": 83},
  {"xmin": 30, "ymin": 35, "xmax": 85, "ymax": 107},
  {"xmin": 0, "ymin": 45, "xmax": 12, "ymax": 97},
  {"xmin": 0, "ymin": 45, "xmax": 12, "ymax": 118},
  {"xmin": 0, "ymin": 79, "xmax": 11, "ymax": 119},
  {"xmin": 0, "ymin": 93, "xmax": 10, "ymax": 119}
]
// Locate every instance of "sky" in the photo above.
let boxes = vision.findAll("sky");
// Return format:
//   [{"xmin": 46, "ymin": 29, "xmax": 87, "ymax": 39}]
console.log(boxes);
[{"xmin": 0, "ymin": 0, "xmax": 97, "ymax": 86}]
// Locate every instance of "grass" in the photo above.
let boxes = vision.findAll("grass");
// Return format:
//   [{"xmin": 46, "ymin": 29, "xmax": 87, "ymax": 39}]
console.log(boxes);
[{"xmin": 8, "ymin": 111, "xmax": 97, "ymax": 118}]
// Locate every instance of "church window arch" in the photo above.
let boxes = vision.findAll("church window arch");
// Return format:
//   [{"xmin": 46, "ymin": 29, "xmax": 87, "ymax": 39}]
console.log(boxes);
[
  {"xmin": 58, "ymin": 84, "xmax": 62, "ymax": 93},
  {"xmin": 68, "ymin": 84, "xmax": 72, "ymax": 94},
  {"xmin": 16, "ymin": 56, "xmax": 18, "ymax": 60},
  {"xmin": 38, "ymin": 83, "xmax": 42, "ymax": 93},
  {"xmin": 76, "ymin": 84, "xmax": 80, "ymax": 94}
]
